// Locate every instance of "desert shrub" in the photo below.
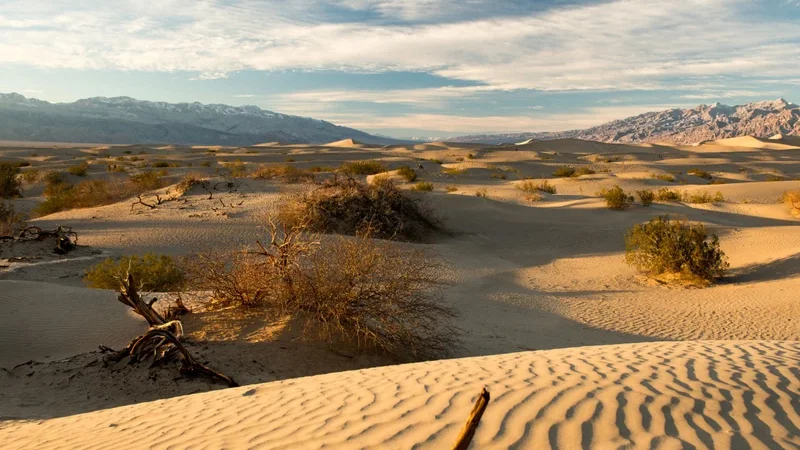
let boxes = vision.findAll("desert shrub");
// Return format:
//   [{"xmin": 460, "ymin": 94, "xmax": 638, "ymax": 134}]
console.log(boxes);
[
  {"xmin": 338, "ymin": 160, "xmax": 387, "ymax": 175},
  {"xmin": 252, "ymin": 164, "xmax": 315, "ymax": 183},
  {"xmin": 129, "ymin": 171, "xmax": 166, "ymax": 191},
  {"xmin": 655, "ymin": 188, "xmax": 682, "ymax": 202},
  {"xmin": 466, "ymin": 153, "xmax": 475, "ymax": 159},
  {"xmin": 553, "ymin": 166, "xmax": 575, "ymax": 177},
  {"xmin": 782, "ymin": 190, "xmax": 800, "ymax": 214},
  {"xmin": 185, "ymin": 222, "xmax": 458, "ymax": 360},
  {"xmin": 0, "ymin": 200, "xmax": 23, "ymax": 235},
  {"xmin": 475, "ymin": 188, "xmax": 488, "ymax": 198},
  {"xmin": 0, "ymin": 162, "xmax": 22, "ymax": 198},
  {"xmin": 397, "ymin": 165, "xmax": 417, "ymax": 182},
  {"xmin": 278, "ymin": 177, "xmax": 440, "ymax": 241},
  {"xmin": 106, "ymin": 164, "xmax": 127, "ymax": 173},
  {"xmin": 598, "ymin": 185, "xmax": 633, "ymax": 210},
  {"xmin": 85, "ymin": 253, "xmax": 185, "ymax": 292},
  {"xmin": 688, "ymin": 168, "xmax": 712, "ymax": 180},
  {"xmin": 36, "ymin": 172, "xmax": 167, "ymax": 216},
  {"xmin": 625, "ymin": 216, "xmax": 728, "ymax": 283},
  {"xmin": 651, "ymin": 173, "xmax": 676, "ymax": 183},
  {"xmin": 67, "ymin": 162, "xmax": 89, "ymax": 177},
  {"xmin": 442, "ymin": 167, "xmax": 466, "ymax": 176},
  {"xmin": 490, "ymin": 172, "xmax": 507, "ymax": 179},
  {"xmin": 151, "ymin": 161, "xmax": 171, "ymax": 168},
  {"xmin": 428, "ymin": 158, "xmax": 443, "ymax": 164},
  {"xmin": 683, "ymin": 191, "xmax": 724, "ymax": 203},
  {"xmin": 176, "ymin": 172, "xmax": 206, "ymax": 193},
  {"xmin": 20, "ymin": 168, "xmax": 40, "ymax": 183},
  {"xmin": 572, "ymin": 167, "xmax": 596, "ymax": 177},
  {"xmin": 445, "ymin": 185, "xmax": 458, "ymax": 192},
  {"xmin": 222, "ymin": 160, "xmax": 248, "ymax": 177},
  {"xmin": 199, "ymin": 161, "xmax": 212, "ymax": 167},
  {"xmin": 636, "ymin": 189, "xmax": 654, "ymax": 206},
  {"xmin": 518, "ymin": 179, "xmax": 556, "ymax": 195},
  {"xmin": 14, "ymin": 161, "xmax": 31, "ymax": 168},
  {"xmin": 412, "ymin": 181, "xmax": 434, "ymax": 192}
]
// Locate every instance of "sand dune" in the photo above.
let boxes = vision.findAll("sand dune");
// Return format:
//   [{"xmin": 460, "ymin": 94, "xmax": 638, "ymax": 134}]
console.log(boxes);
[
  {"xmin": 1, "ymin": 136, "xmax": 799, "ymax": 448},
  {"xmin": 0, "ymin": 281, "xmax": 146, "ymax": 367},
  {"xmin": 2, "ymin": 341, "xmax": 797, "ymax": 449}
]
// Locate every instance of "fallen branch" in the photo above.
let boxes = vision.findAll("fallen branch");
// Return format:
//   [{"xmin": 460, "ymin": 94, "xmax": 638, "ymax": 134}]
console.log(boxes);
[
  {"xmin": 130, "ymin": 194, "xmax": 156, "ymax": 212},
  {"xmin": 451, "ymin": 388, "xmax": 490, "ymax": 450},
  {"xmin": 102, "ymin": 272, "xmax": 237, "ymax": 387}
]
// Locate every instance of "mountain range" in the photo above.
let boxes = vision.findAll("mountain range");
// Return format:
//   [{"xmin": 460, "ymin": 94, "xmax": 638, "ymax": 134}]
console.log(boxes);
[
  {"xmin": 446, "ymin": 99, "xmax": 800, "ymax": 145},
  {"xmin": 1, "ymin": 94, "xmax": 799, "ymax": 146},
  {"xmin": 0, "ymin": 93, "xmax": 401, "ymax": 146}
]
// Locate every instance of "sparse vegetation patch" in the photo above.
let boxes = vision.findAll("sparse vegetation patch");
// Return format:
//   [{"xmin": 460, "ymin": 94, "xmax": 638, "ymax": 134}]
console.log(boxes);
[
  {"xmin": 598, "ymin": 185, "xmax": 634, "ymax": 210},
  {"xmin": 86, "ymin": 253, "xmax": 186, "ymax": 292}
]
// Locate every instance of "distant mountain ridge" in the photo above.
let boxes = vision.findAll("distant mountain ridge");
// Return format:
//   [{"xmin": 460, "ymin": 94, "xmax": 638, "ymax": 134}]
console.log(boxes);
[
  {"xmin": 0, "ymin": 93, "xmax": 402, "ymax": 146},
  {"xmin": 447, "ymin": 99, "xmax": 800, "ymax": 145}
]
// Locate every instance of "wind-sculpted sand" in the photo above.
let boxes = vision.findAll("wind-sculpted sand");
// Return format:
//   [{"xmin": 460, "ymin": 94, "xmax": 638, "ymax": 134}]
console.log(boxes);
[
  {"xmin": 2, "ymin": 341, "xmax": 798, "ymax": 449},
  {"xmin": 1, "ymin": 137, "xmax": 799, "ymax": 448}
]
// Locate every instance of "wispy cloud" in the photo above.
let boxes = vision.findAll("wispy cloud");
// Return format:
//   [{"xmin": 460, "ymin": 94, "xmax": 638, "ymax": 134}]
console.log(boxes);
[{"xmin": 1, "ymin": 0, "xmax": 799, "ymax": 93}]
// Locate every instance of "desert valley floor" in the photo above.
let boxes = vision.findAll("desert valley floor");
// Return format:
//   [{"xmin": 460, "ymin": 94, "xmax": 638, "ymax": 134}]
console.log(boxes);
[{"xmin": 0, "ymin": 136, "xmax": 798, "ymax": 449}]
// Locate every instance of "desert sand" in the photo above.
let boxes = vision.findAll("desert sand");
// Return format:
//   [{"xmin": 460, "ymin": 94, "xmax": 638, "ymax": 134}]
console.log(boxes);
[{"xmin": 1, "ymin": 136, "xmax": 798, "ymax": 448}]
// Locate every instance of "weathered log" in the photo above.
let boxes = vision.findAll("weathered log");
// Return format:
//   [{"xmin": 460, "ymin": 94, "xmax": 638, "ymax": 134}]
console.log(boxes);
[{"xmin": 451, "ymin": 388, "xmax": 490, "ymax": 450}]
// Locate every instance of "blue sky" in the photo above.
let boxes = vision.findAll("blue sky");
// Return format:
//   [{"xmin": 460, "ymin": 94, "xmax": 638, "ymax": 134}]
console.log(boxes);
[{"xmin": 1, "ymin": 0, "xmax": 800, "ymax": 138}]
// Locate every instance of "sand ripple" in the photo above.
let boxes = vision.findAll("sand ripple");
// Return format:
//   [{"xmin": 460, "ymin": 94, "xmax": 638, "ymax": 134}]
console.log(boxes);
[{"xmin": 2, "ymin": 340, "xmax": 798, "ymax": 449}]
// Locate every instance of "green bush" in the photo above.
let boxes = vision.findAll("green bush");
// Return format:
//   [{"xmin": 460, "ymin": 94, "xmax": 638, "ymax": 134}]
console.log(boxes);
[
  {"xmin": 397, "ymin": 165, "xmax": 418, "ymax": 182},
  {"xmin": 0, "ymin": 162, "xmax": 22, "ymax": 198},
  {"xmin": 683, "ymin": 191, "xmax": 724, "ymax": 204},
  {"xmin": 598, "ymin": 185, "xmax": 633, "ymax": 210},
  {"xmin": 636, "ymin": 189, "xmax": 654, "ymax": 206},
  {"xmin": 625, "ymin": 216, "xmax": 728, "ymax": 283},
  {"xmin": 412, "ymin": 181, "xmax": 434, "ymax": 191},
  {"xmin": 338, "ymin": 160, "xmax": 388, "ymax": 175},
  {"xmin": 67, "ymin": 162, "xmax": 89, "ymax": 177},
  {"xmin": 655, "ymin": 188, "xmax": 682, "ymax": 202},
  {"xmin": 688, "ymin": 168, "xmax": 712, "ymax": 180},
  {"xmin": 85, "ymin": 253, "xmax": 186, "ymax": 292},
  {"xmin": 518, "ymin": 179, "xmax": 556, "ymax": 194},
  {"xmin": 572, "ymin": 167, "xmax": 596, "ymax": 177},
  {"xmin": 553, "ymin": 166, "xmax": 575, "ymax": 177}
]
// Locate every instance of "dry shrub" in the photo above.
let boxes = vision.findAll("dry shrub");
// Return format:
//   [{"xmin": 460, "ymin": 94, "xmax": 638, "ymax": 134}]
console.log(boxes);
[
  {"xmin": 683, "ymin": 191, "xmax": 724, "ymax": 204},
  {"xmin": 553, "ymin": 166, "xmax": 575, "ymax": 177},
  {"xmin": 573, "ymin": 167, "xmax": 596, "ymax": 177},
  {"xmin": 177, "ymin": 172, "xmax": 206, "ymax": 193},
  {"xmin": 397, "ymin": 165, "xmax": 417, "ymax": 182},
  {"xmin": 338, "ymin": 160, "xmax": 387, "ymax": 175},
  {"xmin": 518, "ymin": 179, "xmax": 556, "ymax": 194},
  {"xmin": 86, "ymin": 253, "xmax": 186, "ymax": 292},
  {"xmin": 67, "ymin": 162, "xmax": 89, "ymax": 177},
  {"xmin": 0, "ymin": 200, "xmax": 23, "ymax": 235},
  {"xmin": 412, "ymin": 181, "xmax": 434, "ymax": 191},
  {"xmin": 185, "ymin": 221, "xmax": 459, "ymax": 360},
  {"xmin": 688, "ymin": 168, "xmax": 712, "ymax": 180},
  {"xmin": 20, "ymin": 168, "xmax": 41, "ymax": 184},
  {"xmin": 278, "ymin": 177, "xmax": 440, "ymax": 241},
  {"xmin": 443, "ymin": 167, "xmax": 466, "ymax": 176},
  {"xmin": 598, "ymin": 185, "xmax": 633, "ymax": 210},
  {"xmin": 0, "ymin": 162, "xmax": 22, "ymax": 198},
  {"xmin": 636, "ymin": 189, "xmax": 654, "ymax": 206},
  {"xmin": 36, "ymin": 172, "xmax": 167, "ymax": 216},
  {"xmin": 651, "ymin": 173, "xmax": 676, "ymax": 183},
  {"xmin": 221, "ymin": 160, "xmax": 248, "ymax": 177},
  {"xmin": 655, "ymin": 188, "xmax": 682, "ymax": 202},
  {"xmin": 253, "ymin": 164, "xmax": 315, "ymax": 183},
  {"xmin": 625, "ymin": 216, "xmax": 728, "ymax": 284},
  {"xmin": 782, "ymin": 190, "xmax": 800, "ymax": 214},
  {"xmin": 445, "ymin": 185, "xmax": 458, "ymax": 192}
]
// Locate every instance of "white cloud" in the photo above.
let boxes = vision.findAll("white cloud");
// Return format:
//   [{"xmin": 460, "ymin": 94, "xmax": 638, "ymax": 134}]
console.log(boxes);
[
  {"xmin": 275, "ymin": 86, "xmax": 503, "ymax": 107},
  {"xmin": 1, "ymin": 0, "xmax": 798, "ymax": 93},
  {"xmin": 233, "ymin": 94, "xmax": 256, "ymax": 98}
]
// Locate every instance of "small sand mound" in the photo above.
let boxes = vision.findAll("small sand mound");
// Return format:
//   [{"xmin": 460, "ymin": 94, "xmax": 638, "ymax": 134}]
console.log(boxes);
[
  {"xmin": 324, "ymin": 138, "xmax": 370, "ymax": 148},
  {"xmin": 2, "ymin": 340, "xmax": 797, "ymax": 449}
]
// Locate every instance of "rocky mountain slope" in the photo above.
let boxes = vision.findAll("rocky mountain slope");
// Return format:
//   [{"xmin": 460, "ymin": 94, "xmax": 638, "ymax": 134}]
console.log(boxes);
[
  {"xmin": 449, "ymin": 99, "xmax": 800, "ymax": 145},
  {"xmin": 0, "ymin": 93, "xmax": 401, "ymax": 146}
]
